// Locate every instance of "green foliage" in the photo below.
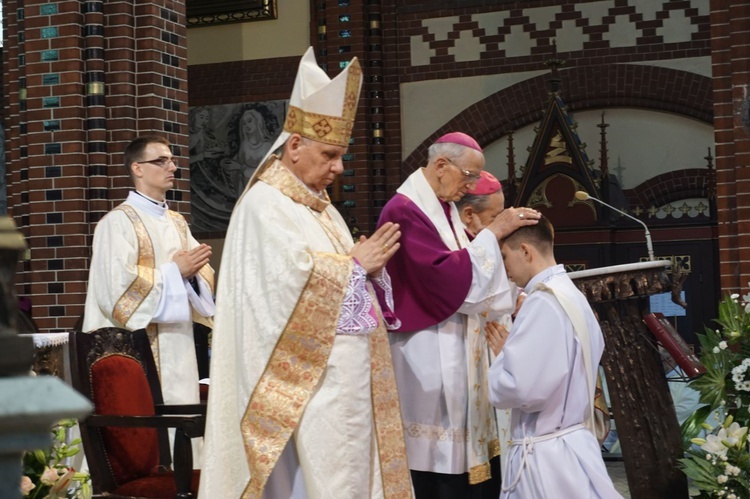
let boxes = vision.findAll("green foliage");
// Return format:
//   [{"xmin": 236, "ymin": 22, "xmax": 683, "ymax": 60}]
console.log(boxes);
[
  {"xmin": 20, "ymin": 419, "xmax": 91, "ymax": 499},
  {"xmin": 679, "ymin": 291, "xmax": 750, "ymax": 498}
]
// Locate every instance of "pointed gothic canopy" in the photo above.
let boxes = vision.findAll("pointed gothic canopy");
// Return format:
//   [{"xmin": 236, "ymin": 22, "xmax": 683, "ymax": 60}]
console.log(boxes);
[{"xmin": 513, "ymin": 73, "xmax": 609, "ymax": 228}]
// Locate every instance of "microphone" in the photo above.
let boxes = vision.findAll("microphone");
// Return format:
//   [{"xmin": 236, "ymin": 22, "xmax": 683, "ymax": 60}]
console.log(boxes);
[{"xmin": 574, "ymin": 191, "xmax": 655, "ymax": 261}]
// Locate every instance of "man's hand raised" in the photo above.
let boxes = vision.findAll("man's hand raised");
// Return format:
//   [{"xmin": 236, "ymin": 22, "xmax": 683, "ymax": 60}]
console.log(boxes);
[
  {"xmin": 349, "ymin": 222, "xmax": 401, "ymax": 276},
  {"xmin": 173, "ymin": 243, "xmax": 212, "ymax": 279}
]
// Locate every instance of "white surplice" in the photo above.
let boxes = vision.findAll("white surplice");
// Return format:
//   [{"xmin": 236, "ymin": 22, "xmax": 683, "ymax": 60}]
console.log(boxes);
[
  {"xmin": 199, "ymin": 160, "xmax": 411, "ymax": 499},
  {"xmin": 388, "ymin": 169, "xmax": 517, "ymax": 476},
  {"xmin": 83, "ymin": 192, "xmax": 215, "ymax": 463},
  {"xmin": 488, "ymin": 265, "xmax": 621, "ymax": 499}
]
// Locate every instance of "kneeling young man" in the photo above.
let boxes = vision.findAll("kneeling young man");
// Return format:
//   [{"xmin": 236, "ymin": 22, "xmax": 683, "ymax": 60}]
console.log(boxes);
[{"xmin": 487, "ymin": 216, "xmax": 622, "ymax": 498}]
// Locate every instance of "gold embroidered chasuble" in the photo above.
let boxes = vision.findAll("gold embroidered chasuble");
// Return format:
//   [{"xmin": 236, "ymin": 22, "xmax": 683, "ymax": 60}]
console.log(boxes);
[
  {"xmin": 82, "ymin": 193, "xmax": 215, "ymax": 422},
  {"xmin": 200, "ymin": 160, "xmax": 411, "ymax": 499}
]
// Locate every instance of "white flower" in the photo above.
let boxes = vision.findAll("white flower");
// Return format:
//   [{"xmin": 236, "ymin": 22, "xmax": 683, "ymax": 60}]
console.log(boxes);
[
  {"xmin": 48, "ymin": 468, "xmax": 75, "ymax": 498},
  {"xmin": 726, "ymin": 464, "xmax": 741, "ymax": 476},
  {"xmin": 745, "ymin": 303, "xmax": 750, "ymax": 313},
  {"xmin": 728, "ymin": 494, "xmax": 737, "ymax": 499},
  {"xmin": 720, "ymin": 341, "xmax": 728, "ymax": 350},
  {"xmin": 718, "ymin": 475, "xmax": 728, "ymax": 484},
  {"xmin": 701, "ymin": 434, "xmax": 729, "ymax": 456},
  {"xmin": 715, "ymin": 346, "xmax": 722, "ymax": 353},
  {"xmin": 724, "ymin": 422, "xmax": 748, "ymax": 446}
]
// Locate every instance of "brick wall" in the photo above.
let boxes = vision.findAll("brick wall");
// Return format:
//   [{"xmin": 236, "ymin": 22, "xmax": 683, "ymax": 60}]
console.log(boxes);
[
  {"xmin": 711, "ymin": 0, "xmax": 750, "ymax": 294},
  {"xmin": 3, "ymin": 0, "xmax": 190, "ymax": 331},
  {"xmin": 5, "ymin": 0, "xmax": 742, "ymax": 329},
  {"xmin": 403, "ymin": 65, "xmax": 714, "ymax": 173},
  {"xmin": 187, "ymin": 0, "xmax": 714, "ymax": 236},
  {"xmin": 188, "ymin": 0, "xmax": 394, "ymax": 232}
]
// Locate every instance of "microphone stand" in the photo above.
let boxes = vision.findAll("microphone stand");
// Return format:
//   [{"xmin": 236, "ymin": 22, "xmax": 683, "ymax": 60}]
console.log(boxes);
[{"xmin": 576, "ymin": 192, "xmax": 655, "ymax": 261}]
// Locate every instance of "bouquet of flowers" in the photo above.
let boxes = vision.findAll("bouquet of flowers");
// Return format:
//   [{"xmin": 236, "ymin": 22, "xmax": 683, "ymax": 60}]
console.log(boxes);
[
  {"xmin": 20, "ymin": 419, "xmax": 91, "ymax": 499},
  {"xmin": 680, "ymin": 289, "xmax": 750, "ymax": 498}
]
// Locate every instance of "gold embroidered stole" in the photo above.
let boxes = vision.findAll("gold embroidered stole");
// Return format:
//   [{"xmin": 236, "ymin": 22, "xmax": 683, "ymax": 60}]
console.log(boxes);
[
  {"xmin": 168, "ymin": 210, "xmax": 215, "ymax": 329},
  {"xmin": 240, "ymin": 161, "xmax": 411, "ymax": 498},
  {"xmin": 112, "ymin": 204, "xmax": 213, "ymax": 373},
  {"xmin": 167, "ymin": 210, "xmax": 215, "ymax": 296}
]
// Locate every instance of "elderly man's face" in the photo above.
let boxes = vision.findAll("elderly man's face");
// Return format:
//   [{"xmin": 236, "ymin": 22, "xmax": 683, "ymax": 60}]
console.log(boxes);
[
  {"xmin": 294, "ymin": 138, "xmax": 346, "ymax": 193},
  {"xmin": 477, "ymin": 191, "xmax": 505, "ymax": 228},
  {"xmin": 436, "ymin": 149, "xmax": 485, "ymax": 202}
]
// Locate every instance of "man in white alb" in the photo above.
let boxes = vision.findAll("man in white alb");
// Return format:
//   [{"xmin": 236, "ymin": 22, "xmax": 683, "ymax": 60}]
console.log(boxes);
[
  {"xmin": 486, "ymin": 215, "xmax": 621, "ymax": 498},
  {"xmin": 83, "ymin": 135, "xmax": 215, "ymax": 426}
]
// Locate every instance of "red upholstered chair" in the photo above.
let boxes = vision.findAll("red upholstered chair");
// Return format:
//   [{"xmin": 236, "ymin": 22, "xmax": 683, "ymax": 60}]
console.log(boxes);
[{"xmin": 70, "ymin": 328, "xmax": 205, "ymax": 499}]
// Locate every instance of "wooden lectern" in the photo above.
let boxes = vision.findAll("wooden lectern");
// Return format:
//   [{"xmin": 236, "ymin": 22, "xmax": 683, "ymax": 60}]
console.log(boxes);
[{"xmin": 570, "ymin": 260, "xmax": 689, "ymax": 499}]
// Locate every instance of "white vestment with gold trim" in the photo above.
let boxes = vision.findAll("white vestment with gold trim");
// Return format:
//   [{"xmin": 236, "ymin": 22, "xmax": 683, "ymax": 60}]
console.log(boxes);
[
  {"xmin": 200, "ymin": 161, "xmax": 412, "ymax": 499},
  {"xmin": 83, "ymin": 191, "xmax": 214, "ymax": 417}
]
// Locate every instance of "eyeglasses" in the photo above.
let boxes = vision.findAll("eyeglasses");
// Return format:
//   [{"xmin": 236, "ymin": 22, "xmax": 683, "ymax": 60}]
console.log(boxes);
[
  {"xmin": 445, "ymin": 158, "xmax": 481, "ymax": 182},
  {"xmin": 138, "ymin": 157, "xmax": 178, "ymax": 168}
]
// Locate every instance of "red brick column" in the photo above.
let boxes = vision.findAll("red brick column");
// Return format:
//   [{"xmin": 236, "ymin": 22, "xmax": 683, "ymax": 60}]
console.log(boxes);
[
  {"xmin": 3, "ymin": 0, "xmax": 190, "ymax": 331},
  {"xmin": 711, "ymin": 0, "xmax": 750, "ymax": 295}
]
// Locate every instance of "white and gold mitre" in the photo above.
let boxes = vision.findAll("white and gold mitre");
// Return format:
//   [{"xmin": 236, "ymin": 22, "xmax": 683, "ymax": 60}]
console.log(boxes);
[
  {"xmin": 247, "ymin": 47, "xmax": 363, "ymax": 189},
  {"xmin": 284, "ymin": 46, "xmax": 362, "ymax": 147}
]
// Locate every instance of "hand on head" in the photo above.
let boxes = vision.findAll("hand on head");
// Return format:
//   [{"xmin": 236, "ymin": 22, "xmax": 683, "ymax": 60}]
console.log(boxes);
[
  {"xmin": 173, "ymin": 243, "xmax": 212, "ymax": 279},
  {"xmin": 349, "ymin": 222, "xmax": 401, "ymax": 276},
  {"xmin": 485, "ymin": 321, "xmax": 510, "ymax": 357},
  {"xmin": 486, "ymin": 207, "xmax": 541, "ymax": 241}
]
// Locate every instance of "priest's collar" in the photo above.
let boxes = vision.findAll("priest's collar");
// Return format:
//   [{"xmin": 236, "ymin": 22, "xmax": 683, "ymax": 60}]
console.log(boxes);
[
  {"xmin": 259, "ymin": 159, "xmax": 330, "ymax": 212},
  {"xmin": 127, "ymin": 190, "xmax": 168, "ymax": 216}
]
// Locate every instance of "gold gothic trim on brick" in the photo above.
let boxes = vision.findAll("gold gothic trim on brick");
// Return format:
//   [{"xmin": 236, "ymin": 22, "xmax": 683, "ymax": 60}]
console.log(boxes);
[
  {"xmin": 112, "ymin": 205, "xmax": 154, "ymax": 326},
  {"xmin": 545, "ymin": 130, "xmax": 573, "ymax": 165},
  {"xmin": 240, "ymin": 253, "xmax": 352, "ymax": 499},
  {"xmin": 87, "ymin": 82, "xmax": 104, "ymax": 95},
  {"xmin": 186, "ymin": 0, "xmax": 277, "ymax": 27}
]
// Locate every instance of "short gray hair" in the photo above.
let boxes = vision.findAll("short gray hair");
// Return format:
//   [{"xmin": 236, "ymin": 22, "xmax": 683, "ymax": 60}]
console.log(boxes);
[
  {"xmin": 455, "ymin": 192, "xmax": 490, "ymax": 212},
  {"xmin": 427, "ymin": 141, "xmax": 473, "ymax": 164}
]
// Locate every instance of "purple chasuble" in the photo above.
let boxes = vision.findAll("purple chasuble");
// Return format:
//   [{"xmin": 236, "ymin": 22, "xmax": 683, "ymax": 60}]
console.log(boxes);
[{"xmin": 378, "ymin": 193, "xmax": 472, "ymax": 332}]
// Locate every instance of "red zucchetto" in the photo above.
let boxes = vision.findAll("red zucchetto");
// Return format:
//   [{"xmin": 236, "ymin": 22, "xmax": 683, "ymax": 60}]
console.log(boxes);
[
  {"xmin": 467, "ymin": 170, "xmax": 502, "ymax": 195},
  {"xmin": 435, "ymin": 132, "xmax": 482, "ymax": 152}
]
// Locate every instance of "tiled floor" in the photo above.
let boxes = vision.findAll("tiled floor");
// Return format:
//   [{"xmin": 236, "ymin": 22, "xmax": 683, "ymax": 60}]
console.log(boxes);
[{"xmin": 605, "ymin": 461, "xmax": 630, "ymax": 498}]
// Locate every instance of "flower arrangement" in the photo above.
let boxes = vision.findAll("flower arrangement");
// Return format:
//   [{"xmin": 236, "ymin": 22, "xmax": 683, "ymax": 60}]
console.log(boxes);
[
  {"xmin": 20, "ymin": 419, "xmax": 91, "ymax": 499},
  {"xmin": 679, "ymin": 289, "xmax": 750, "ymax": 498}
]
